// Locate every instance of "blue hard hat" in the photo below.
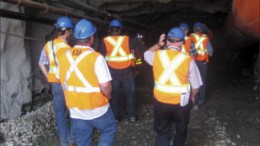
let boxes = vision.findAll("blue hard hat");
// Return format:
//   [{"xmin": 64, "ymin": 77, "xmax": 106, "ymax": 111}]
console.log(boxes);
[
  {"xmin": 179, "ymin": 22, "xmax": 189, "ymax": 30},
  {"xmin": 55, "ymin": 16, "xmax": 73, "ymax": 29},
  {"xmin": 109, "ymin": 19, "xmax": 122, "ymax": 27},
  {"xmin": 167, "ymin": 27, "xmax": 185, "ymax": 40},
  {"xmin": 202, "ymin": 23, "xmax": 208, "ymax": 32},
  {"xmin": 193, "ymin": 22, "xmax": 204, "ymax": 29},
  {"xmin": 74, "ymin": 19, "xmax": 96, "ymax": 39}
]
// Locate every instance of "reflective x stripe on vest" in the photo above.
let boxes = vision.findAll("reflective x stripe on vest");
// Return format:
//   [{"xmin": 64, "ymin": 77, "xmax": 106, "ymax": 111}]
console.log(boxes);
[
  {"xmin": 135, "ymin": 58, "xmax": 142, "ymax": 65},
  {"xmin": 181, "ymin": 46, "xmax": 187, "ymax": 54},
  {"xmin": 155, "ymin": 51, "xmax": 190, "ymax": 94},
  {"xmin": 47, "ymin": 41, "xmax": 68, "ymax": 74},
  {"xmin": 62, "ymin": 50, "xmax": 100, "ymax": 93},
  {"xmin": 193, "ymin": 34, "xmax": 207, "ymax": 55},
  {"xmin": 105, "ymin": 36, "xmax": 134, "ymax": 62},
  {"xmin": 181, "ymin": 36, "xmax": 189, "ymax": 54}
]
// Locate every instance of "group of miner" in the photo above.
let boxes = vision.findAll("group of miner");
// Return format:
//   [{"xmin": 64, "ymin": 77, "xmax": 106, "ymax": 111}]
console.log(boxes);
[{"xmin": 39, "ymin": 16, "xmax": 213, "ymax": 146}]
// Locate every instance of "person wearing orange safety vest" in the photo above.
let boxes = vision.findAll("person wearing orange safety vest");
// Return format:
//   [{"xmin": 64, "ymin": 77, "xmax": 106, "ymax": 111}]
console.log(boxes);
[
  {"xmin": 56, "ymin": 19, "xmax": 116, "ymax": 146},
  {"xmin": 98, "ymin": 19, "xmax": 140, "ymax": 122},
  {"xmin": 144, "ymin": 27, "xmax": 202, "ymax": 146},
  {"xmin": 179, "ymin": 22, "xmax": 197, "ymax": 58},
  {"xmin": 38, "ymin": 16, "xmax": 75, "ymax": 146},
  {"xmin": 190, "ymin": 22, "xmax": 214, "ymax": 110}
]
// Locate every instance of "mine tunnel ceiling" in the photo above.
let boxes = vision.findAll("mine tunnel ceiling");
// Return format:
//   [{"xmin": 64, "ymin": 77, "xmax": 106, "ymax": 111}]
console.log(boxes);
[{"xmin": 1, "ymin": 0, "xmax": 232, "ymax": 31}]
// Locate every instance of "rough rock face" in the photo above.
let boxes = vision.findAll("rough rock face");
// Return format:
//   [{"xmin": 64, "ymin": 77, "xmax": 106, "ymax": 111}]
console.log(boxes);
[
  {"xmin": 0, "ymin": 2, "xmax": 31, "ymax": 120},
  {"xmin": 28, "ymin": 22, "xmax": 52, "ymax": 92}
]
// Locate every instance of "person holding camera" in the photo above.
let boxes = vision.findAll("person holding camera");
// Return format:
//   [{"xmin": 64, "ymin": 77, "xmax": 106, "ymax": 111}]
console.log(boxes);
[{"xmin": 144, "ymin": 27, "xmax": 202, "ymax": 146}]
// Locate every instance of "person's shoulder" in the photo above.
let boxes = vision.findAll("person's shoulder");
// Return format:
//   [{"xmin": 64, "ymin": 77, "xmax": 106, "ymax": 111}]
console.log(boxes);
[
  {"xmin": 103, "ymin": 35, "xmax": 110, "ymax": 39},
  {"xmin": 54, "ymin": 38, "xmax": 63, "ymax": 43},
  {"xmin": 156, "ymin": 49, "xmax": 165, "ymax": 54},
  {"xmin": 55, "ymin": 38, "xmax": 71, "ymax": 46},
  {"xmin": 57, "ymin": 49, "xmax": 69, "ymax": 59},
  {"xmin": 92, "ymin": 51, "xmax": 107, "ymax": 63},
  {"xmin": 120, "ymin": 34, "xmax": 130, "ymax": 38},
  {"xmin": 91, "ymin": 50, "xmax": 103, "ymax": 58},
  {"xmin": 179, "ymin": 51, "xmax": 192, "ymax": 59},
  {"xmin": 44, "ymin": 39, "xmax": 53, "ymax": 45}
]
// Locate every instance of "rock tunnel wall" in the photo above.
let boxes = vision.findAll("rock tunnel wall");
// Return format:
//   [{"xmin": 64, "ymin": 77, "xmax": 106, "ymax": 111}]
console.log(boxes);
[
  {"xmin": 27, "ymin": 22, "xmax": 53, "ymax": 92},
  {"xmin": 0, "ymin": 2, "xmax": 31, "ymax": 120},
  {"xmin": 0, "ymin": 2, "xmax": 53, "ymax": 120}
]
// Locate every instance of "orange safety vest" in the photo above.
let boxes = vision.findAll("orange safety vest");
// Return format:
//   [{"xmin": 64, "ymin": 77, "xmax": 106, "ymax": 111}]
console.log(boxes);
[
  {"xmin": 153, "ymin": 49, "xmax": 191, "ymax": 105},
  {"xmin": 103, "ymin": 35, "xmax": 135, "ymax": 69},
  {"xmin": 190, "ymin": 32, "xmax": 209, "ymax": 62},
  {"xmin": 57, "ymin": 46, "xmax": 109, "ymax": 110},
  {"xmin": 181, "ymin": 36, "xmax": 192, "ymax": 55},
  {"xmin": 45, "ymin": 38, "xmax": 71, "ymax": 82}
]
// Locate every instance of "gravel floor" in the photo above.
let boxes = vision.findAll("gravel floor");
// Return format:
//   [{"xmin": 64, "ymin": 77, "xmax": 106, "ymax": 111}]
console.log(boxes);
[
  {"xmin": 0, "ymin": 88, "xmax": 234, "ymax": 146},
  {"xmin": 1, "ymin": 77, "xmax": 259, "ymax": 146}
]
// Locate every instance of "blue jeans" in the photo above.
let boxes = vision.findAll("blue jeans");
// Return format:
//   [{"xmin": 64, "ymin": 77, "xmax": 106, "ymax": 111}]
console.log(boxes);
[
  {"xmin": 51, "ymin": 83, "xmax": 75, "ymax": 146},
  {"xmin": 71, "ymin": 108, "xmax": 116, "ymax": 146},
  {"xmin": 195, "ymin": 61, "xmax": 207, "ymax": 105},
  {"xmin": 110, "ymin": 76, "xmax": 136, "ymax": 120}
]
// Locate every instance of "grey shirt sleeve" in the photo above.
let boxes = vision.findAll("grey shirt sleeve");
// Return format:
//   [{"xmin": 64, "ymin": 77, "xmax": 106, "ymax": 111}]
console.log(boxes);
[
  {"xmin": 207, "ymin": 41, "xmax": 213, "ymax": 56},
  {"xmin": 38, "ymin": 48, "xmax": 49, "ymax": 65},
  {"xmin": 144, "ymin": 50, "xmax": 155, "ymax": 66},
  {"xmin": 189, "ymin": 59, "xmax": 203, "ymax": 89}
]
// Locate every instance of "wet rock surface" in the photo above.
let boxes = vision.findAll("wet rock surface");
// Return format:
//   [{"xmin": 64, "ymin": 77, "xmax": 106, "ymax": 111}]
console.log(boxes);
[{"xmin": 0, "ymin": 74, "xmax": 259, "ymax": 146}]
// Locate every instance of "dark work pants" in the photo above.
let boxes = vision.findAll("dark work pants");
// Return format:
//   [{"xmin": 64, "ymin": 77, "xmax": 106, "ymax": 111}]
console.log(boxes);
[
  {"xmin": 195, "ymin": 61, "xmax": 207, "ymax": 105},
  {"xmin": 110, "ymin": 76, "xmax": 136, "ymax": 120},
  {"xmin": 154, "ymin": 99, "xmax": 191, "ymax": 146}
]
